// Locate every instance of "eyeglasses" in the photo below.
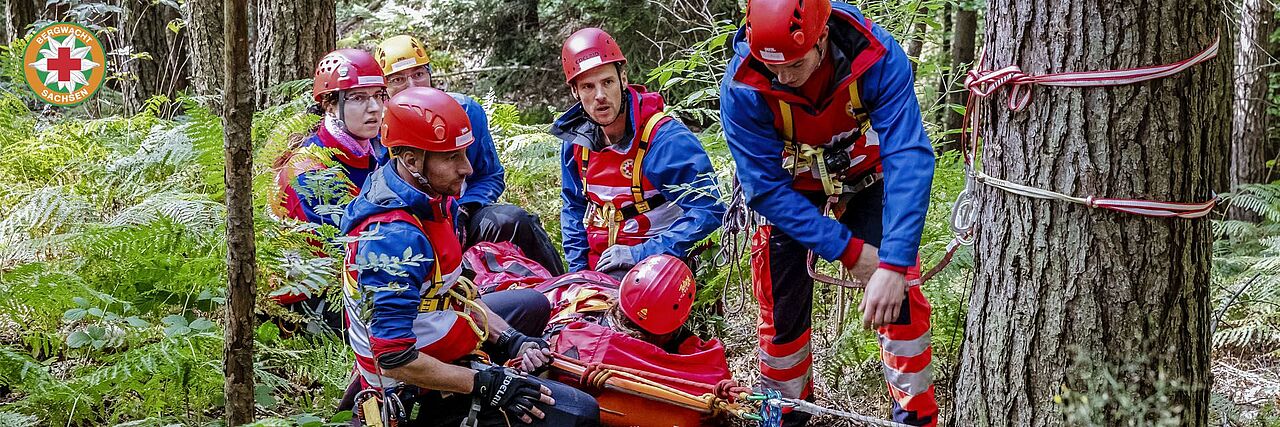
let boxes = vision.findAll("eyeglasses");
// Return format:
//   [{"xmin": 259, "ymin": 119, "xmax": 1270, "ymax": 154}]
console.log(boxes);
[
  {"xmin": 345, "ymin": 90, "xmax": 390, "ymax": 107},
  {"xmin": 387, "ymin": 67, "xmax": 433, "ymax": 88}
]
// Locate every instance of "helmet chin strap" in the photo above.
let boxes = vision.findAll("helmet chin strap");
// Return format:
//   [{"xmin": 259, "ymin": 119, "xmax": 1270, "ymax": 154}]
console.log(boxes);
[
  {"xmin": 333, "ymin": 91, "xmax": 351, "ymax": 134},
  {"xmin": 399, "ymin": 155, "xmax": 443, "ymax": 198}
]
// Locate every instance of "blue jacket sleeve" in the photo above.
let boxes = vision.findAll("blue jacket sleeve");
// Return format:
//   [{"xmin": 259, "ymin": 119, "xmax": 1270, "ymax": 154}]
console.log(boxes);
[
  {"xmin": 861, "ymin": 30, "xmax": 935, "ymax": 268},
  {"xmin": 353, "ymin": 221, "xmax": 433, "ymax": 353},
  {"xmin": 457, "ymin": 96, "xmax": 506, "ymax": 207},
  {"xmin": 559, "ymin": 143, "xmax": 590, "ymax": 272},
  {"xmin": 629, "ymin": 124, "xmax": 726, "ymax": 261},
  {"xmin": 719, "ymin": 75, "xmax": 853, "ymax": 261}
]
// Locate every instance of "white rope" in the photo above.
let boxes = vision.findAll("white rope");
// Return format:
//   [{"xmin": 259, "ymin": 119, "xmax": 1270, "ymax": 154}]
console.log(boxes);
[{"xmin": 778, "ymin": 398, "xmax": 914, "ymax": 427}]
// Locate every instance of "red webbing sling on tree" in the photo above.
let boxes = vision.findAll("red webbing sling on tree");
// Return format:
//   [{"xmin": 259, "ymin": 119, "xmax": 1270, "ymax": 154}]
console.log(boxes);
[{"xmin": 922, "ymin": 35, "xmax": 1221, "ymax": 282}]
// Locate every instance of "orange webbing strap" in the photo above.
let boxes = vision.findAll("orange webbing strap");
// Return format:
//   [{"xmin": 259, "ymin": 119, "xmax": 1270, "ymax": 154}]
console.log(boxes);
[{"xmin": 629, "ymin": 112, "xmax": 669, "ymax": 213}]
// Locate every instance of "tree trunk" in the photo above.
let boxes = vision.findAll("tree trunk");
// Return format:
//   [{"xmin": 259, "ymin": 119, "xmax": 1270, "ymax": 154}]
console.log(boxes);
[
  {"xmin": 934, "ymin": 1, "xmax": 953, "ymax": 125},
  {"xmin": 186, "ymin": 0, "xmax": 225, "ymax": 105},
  {"xmin": 222, "ymin": 0, "xmax": 255, "ymax": 422},
  {"xmin": 939, "ymin": 6, "xmax": 977, "ymax": 152},
  {"xmin": 5, "ymin": 0, "xmax": 40, "ymax": 42},
  {"xmin": 1230, "ymin": 0, "xmax": 1275, "ymax": 222},
  {"xmin": 954, "ymin": 0, "xmax": 1225, "ymax": 425},
  {"xmin": 904, "ymin": 9, "xmax": 928, "ymax": 73},
  {"xmin": 121, "ymin": 0, "xmax": 190, "ymax": 114},
  {"xmin": 251, "ymin": 0, "xmax": 334, "ymax": 107}
]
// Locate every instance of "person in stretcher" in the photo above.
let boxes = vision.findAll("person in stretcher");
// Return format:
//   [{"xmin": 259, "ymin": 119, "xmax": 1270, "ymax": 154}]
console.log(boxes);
[{"xmin": 467, "ymin": 246, "xmax": 735, "ymax": 426}]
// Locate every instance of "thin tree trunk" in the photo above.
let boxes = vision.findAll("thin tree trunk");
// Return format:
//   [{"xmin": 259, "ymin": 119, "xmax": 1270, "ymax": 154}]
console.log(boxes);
[
  {"xmin": 186, "ymin": 0, "xmax": 225, "ymax": 105},
  {"xmin": 905, "ymin": 11, "xmax": 928, "ymax": 73},
  {"xmin": 122, "ymin": 0, "xmax": 190, "ymax": 115},
  {"xmin": 251, "ymin": 0, "xmax": 334, "ymax": 107},
  {"xmin": 934, "ymin": 1, "xmax": 953, "ymax": 125},
  {"xmin": 954, "ymin": 0, "xmax": 1225, "ymax": 425},
  {"xmin": 222, "ymin": 0, "xmax": 255, "ymax": 422},
  {"xmin": 1231, "ymin": 0, "xmax": 1275, "ymax": 222},
  {"xmin": 940, "ymin": 6, "xmax": 977, "ymax": 152},
  {"xmin": 5, "ymin": 0, "xmax": 39, "ymax": 42}
]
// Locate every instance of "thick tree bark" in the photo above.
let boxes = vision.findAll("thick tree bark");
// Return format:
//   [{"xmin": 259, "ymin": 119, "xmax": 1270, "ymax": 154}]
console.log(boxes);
[
  {"xmin": 121, "ymin": 0, "xmax": 190, "ymax": 114},
  {"xmin": 251, "ymin": 0, "xmax": 334, "ymax": 107},
  {"xmin": 186, "ymin": 0, "xmax": 225, "ymax": 104},
  {"xmin": 954, "ymin": 0, "xmax": 1225, "ymax": 425},
  {"xmin": 222, "ymin": 0, "xmax": 255, "ymax": 423},
  {"xmin": 5, "ymin": 0, "xmax": 39, "ymax": 42},
  {"xmin": 939, "ymin": 6, "xmax": 977, "ymax": 152},
  {"xmin": 1230, "ymin": 0, "xmax": 1275, "ymax": 222}
]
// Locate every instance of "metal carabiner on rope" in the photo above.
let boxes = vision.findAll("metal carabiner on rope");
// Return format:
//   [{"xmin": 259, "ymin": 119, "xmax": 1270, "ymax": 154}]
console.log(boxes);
[{"xmin": 949, "ymin": 169, "xmax": 980, "ymax": 246}]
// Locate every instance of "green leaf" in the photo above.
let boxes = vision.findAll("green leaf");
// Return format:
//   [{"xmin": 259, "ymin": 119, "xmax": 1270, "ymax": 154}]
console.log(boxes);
[
  {"xmin": 160, "ymin": 315, "xmax": 187, "ymax": 327},
  {"xmin": 86, "ymin": 307, "xmax": 104, "ymax": 318},
  {"xmin": 189, "ymin": 318, "xmax": 215, "ymax": 331},
  {"xmin": 255, "ymin": 321, "xmax": 281, "ymax": 344},
  {"xmin": 163, "ymin": 324, "xmax": 191, "ymax": 337},
  {"xmin": 294, "ymin": 414, "xmax": 323, "ymax": 427},
  {"xmin": 66, "ymin": 330, "xmax": 91, "ymax": 348},
  {"xmin": 403, "ymin": 246, "xmax": 413, "ymax": 259},
  {"xmin": 124, "ymin": 316, "xmax": 150, "ymax": 328},
  {"xmin": 329, "ymin": 411, "xmax": 354, "ymax": 423},
  {"xmin": 62, "ymin": 308, "xmax": 87, "ymax": 322},
  {"xmin": 72, "ymin": 297, "xmax": 89, "ymax": 307}
]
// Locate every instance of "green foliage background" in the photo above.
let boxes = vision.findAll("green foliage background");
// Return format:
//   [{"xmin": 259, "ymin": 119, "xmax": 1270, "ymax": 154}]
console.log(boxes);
[{"xmin": 0, "ymin": 1, "xmax": 1275, "ymax": 426}]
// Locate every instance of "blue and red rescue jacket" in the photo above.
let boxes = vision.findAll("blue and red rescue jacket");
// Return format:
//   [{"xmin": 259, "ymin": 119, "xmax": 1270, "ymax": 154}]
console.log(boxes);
[
  {"xmin": 719, "ymin": 2, "xmax": 934, "ymax": 269},
  {"xmin": 552, "ymin": 85, "xmax": 725, "ymax": 272}
]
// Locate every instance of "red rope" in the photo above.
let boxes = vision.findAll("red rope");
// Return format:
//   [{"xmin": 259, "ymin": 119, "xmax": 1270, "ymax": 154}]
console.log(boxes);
[
  {"xmin": 924, "ymin": 34, "xmax": 1221, "ymax": 282},
  {"xmin": 959, "ymin": 35, "xmax": 1221, "ymax": 218}
]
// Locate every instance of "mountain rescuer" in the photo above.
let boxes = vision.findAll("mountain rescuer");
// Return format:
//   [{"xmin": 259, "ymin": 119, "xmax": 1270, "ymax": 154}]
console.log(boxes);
[
  {"xmin": 340, "ymin": 86, "xmax": 600, "ymax": 426},
  {"xmin": 719, "ymin": 0, "xmax": 938, "ymax": 425},
  {"xmin": 552, "ymin": 28, "xmax": 725, "ymax": 278},
  {"xmin": 375, "ymin": 35, "xmax": 566, "ymax": 277},
  {"xmin": 270, "ymin": 48, "xmax": 389, "ymax": 327}
]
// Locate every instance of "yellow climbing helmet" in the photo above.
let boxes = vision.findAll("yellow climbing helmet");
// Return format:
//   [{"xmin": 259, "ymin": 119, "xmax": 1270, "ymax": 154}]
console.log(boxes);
[{"xmin": 375, "ymin": 35, "xmax": 431, "ymax": 75}]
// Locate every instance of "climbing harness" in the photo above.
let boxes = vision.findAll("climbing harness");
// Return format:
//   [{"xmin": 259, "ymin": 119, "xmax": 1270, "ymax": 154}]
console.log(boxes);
[{"xmin": 580, "ymin": 112, "xmax": 671, "ymax": 247}]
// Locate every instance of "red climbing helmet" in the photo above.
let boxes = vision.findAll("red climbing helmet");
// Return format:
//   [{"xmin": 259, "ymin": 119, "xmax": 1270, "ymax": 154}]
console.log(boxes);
[
  {"xmin": 744, "ymin": 0, "xmax": 832, "ymax": 64},
  {"xmin": 313, "ymin": 49, "xmax": 386, "ymax": 101},
  {"xmin": 561, "ymin": 27, "xmax": 627, "ymax": 84},
  {"xmin": 619, "ymin": 255, "xmax": 697, "ymax": 336},
  {"xmin": 381, "ymin": 87, "xmax": 474, "ymax": 153}
]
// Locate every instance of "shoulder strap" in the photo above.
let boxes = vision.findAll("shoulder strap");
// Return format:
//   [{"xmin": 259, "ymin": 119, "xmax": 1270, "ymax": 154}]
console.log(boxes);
[
  {"xmin": 349, "ymin": 209, "xmax": 443, "ymax": 294},
  {"xmin": 846, "ymin": 80, "xmax": 872, "ymax": 133},
  {"xmin": 629, "ymin": 112, "xmax": 670, "ymax": 211},
  {"xmin": 577, "ymin": 144, "xmax": 590, "ymax": 196}
]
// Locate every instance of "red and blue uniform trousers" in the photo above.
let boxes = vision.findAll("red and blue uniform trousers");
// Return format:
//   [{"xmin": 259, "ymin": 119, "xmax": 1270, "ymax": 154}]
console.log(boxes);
[{"xmin": 752, "ymin": 182, "xmax": 936, "ymax": 426}]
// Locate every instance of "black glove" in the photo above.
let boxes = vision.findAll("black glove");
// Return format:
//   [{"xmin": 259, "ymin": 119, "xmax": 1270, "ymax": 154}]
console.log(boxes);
[
  {"xmin": 495, "ymin": 328, "xmax": 549, "ymax": 361},
  {"xmin": 472, "ymin": 366, "xmax": 543, "ymax": 421}
]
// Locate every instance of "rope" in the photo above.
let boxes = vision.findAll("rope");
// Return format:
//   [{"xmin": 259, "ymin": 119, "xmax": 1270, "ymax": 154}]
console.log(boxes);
[
  {"xmin": 778, "ymin": 398, "xmax": 914, "ymax": 427},
  {"xmin": 923, "ymin": 34, "xmax": 1222, "ymax": 282},
  {"xmin": 960, "ymin": 35, "xmax": 1220, "ymax": 218},
  {"xmin": 715, "ymin": 173, "xmax": 758, "ymax": 311},
  {"xmin": 964, "ymin": 36, "xmax": 1220, "ymax": 111}
]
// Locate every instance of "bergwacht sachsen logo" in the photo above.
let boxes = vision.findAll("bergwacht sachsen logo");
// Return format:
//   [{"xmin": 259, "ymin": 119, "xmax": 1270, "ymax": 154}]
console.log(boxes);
[{"xmin": 23, "ymin": 22, "xmax": 106, "ymax": 106}]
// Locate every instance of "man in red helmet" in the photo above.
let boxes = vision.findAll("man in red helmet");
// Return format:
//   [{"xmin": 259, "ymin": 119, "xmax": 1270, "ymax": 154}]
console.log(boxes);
[
  {"xmin": 719, "ymin": 0, "xmax": 938, "ymax": 425},
  {"xmin": 270, "ymin": 48, "xmax": 390, "ymax": 329},
  {"xmin": 341, "ymin": 87, "xmax": 599, "ymax": 426},
  {"xmin": 375, "ymin": 35, "xmax": 565, "ymax": 276},
  {"xmin": 552, "ymin": 28, "xmax": 725, "ymax": 278}
]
